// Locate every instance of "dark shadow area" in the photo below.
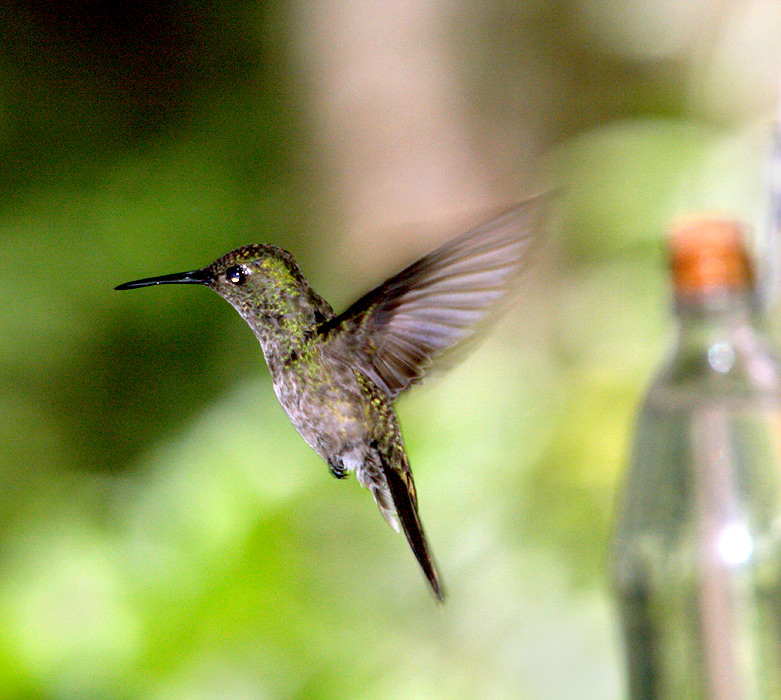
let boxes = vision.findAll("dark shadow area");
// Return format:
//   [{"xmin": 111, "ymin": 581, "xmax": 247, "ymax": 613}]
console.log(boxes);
[{"xmin": 0, "ymin": 0, "xmax": 268, "ymax": 201}]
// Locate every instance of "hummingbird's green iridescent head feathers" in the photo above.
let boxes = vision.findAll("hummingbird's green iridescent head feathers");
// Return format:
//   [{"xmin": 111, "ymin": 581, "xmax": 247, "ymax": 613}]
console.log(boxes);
[
  {"xmin": 200, "ymin": 243, "xmax": 335, "ymax": 332},
  {"xmin": 206, "ymin": 244, "xmax": 305, "ymax": 299}
]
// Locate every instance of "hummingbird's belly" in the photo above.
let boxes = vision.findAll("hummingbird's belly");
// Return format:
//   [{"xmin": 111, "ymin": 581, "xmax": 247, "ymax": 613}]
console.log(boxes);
[{"xmin": 271, "ymin": 369, "xmax": 369, "ymax": 461}]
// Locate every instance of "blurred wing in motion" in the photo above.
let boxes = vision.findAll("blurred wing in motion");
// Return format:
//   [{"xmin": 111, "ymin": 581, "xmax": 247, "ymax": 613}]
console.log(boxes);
[{"xmin": 320, "ymin": 194, "xmax": 546, "ymax": 400}]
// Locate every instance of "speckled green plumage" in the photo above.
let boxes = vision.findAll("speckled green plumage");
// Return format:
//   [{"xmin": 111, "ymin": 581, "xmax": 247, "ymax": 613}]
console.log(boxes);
[{"xmin": 116, "ymin": 195, "xmax": 545, "ymax": 601}]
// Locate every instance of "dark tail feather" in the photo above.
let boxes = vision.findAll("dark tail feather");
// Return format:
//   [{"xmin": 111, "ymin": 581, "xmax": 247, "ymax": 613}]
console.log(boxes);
[{"xmin": 381, "ymin": 460, "xmax": 444, "ymax": 602}]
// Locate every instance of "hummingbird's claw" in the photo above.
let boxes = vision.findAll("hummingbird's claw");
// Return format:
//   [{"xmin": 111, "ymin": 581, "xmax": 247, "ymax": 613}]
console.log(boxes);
[{"xmin": 328, "ymin": 459, "xmax": 348, "ymax": 479}]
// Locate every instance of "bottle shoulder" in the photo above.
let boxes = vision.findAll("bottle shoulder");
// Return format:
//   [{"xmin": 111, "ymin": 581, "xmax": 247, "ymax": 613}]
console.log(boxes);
[{"xmin": 646, "ymin": 330, "xmax": 781, "ymax": 410}]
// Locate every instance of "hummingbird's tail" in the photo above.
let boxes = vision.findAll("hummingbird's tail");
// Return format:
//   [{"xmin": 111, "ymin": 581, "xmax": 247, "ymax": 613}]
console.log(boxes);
[{"xmin": 380, "ymin": 457, "xmax": 444, "ymax": 602}]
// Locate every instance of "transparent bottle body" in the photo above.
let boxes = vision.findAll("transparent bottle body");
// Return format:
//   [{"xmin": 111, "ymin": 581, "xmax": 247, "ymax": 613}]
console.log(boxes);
[{"xmin": 613, "ymin": 304, "xmax": 781, "ymax": 700}]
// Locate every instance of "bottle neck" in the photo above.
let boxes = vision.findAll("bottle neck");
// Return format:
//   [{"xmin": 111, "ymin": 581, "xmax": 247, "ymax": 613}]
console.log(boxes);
[
  {"xmin": 676, "ymin": 283, "xmax": 755, "ymax": 323},
  {"xmin": 671, "ymin": 287, "xmax": 760, "ymax": 371}
]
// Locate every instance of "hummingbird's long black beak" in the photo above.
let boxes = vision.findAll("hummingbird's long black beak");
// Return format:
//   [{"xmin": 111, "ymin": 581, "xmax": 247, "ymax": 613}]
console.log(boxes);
[{"xmin": 115, "ymin": 268, "xmax": 212, "ymax": 291}]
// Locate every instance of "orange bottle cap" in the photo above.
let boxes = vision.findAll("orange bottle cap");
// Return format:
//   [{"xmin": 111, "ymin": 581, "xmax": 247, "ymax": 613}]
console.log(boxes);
[{"xmin": 669, "ymin": 215, "xmax": 753, "ymax": 294}]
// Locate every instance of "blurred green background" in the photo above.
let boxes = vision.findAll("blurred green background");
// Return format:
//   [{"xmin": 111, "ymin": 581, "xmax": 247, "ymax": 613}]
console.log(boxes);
[{"xmin": 0, "ymin": 1, "xmax": 779, "ymax": 698}]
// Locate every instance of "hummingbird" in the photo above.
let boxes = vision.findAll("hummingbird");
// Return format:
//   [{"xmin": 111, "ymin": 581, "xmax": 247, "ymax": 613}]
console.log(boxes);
[{"xmin": 115, "ymin": 196, "xmax": 544, "ymax": 601}]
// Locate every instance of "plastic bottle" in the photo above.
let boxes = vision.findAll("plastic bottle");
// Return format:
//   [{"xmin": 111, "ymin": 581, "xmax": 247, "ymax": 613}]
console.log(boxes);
[{"xmin": 612, "ymin": 216, "xmax": 781, "ymax": 699}]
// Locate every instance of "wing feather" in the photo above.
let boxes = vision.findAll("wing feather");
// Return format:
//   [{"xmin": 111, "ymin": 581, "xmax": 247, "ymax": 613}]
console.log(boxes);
[{"xmin": 320, "ymin": 195, "xmax": 546, "ymax": 400}]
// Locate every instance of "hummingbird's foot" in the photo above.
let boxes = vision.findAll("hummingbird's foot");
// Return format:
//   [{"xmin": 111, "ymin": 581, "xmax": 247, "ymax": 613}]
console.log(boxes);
[{"xmin": 328, "ymin": 458, "xmax": 348, "ymax": 479}]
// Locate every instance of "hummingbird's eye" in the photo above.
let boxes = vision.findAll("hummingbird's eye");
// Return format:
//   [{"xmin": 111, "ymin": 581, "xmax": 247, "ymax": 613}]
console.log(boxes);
[{"xmin": 225, "ymin": 266, "xmax": 247, "ymax": 285}]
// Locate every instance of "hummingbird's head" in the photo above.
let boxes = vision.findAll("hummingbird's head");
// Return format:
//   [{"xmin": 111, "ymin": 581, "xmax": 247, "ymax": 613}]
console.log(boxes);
[
  {"xmin": 203, "ymin": 244, "xmax": 312, "ymax": 310},
  {"xmin": 116, "ymin": 244, "xmax": 326, "ymax": 330}
]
